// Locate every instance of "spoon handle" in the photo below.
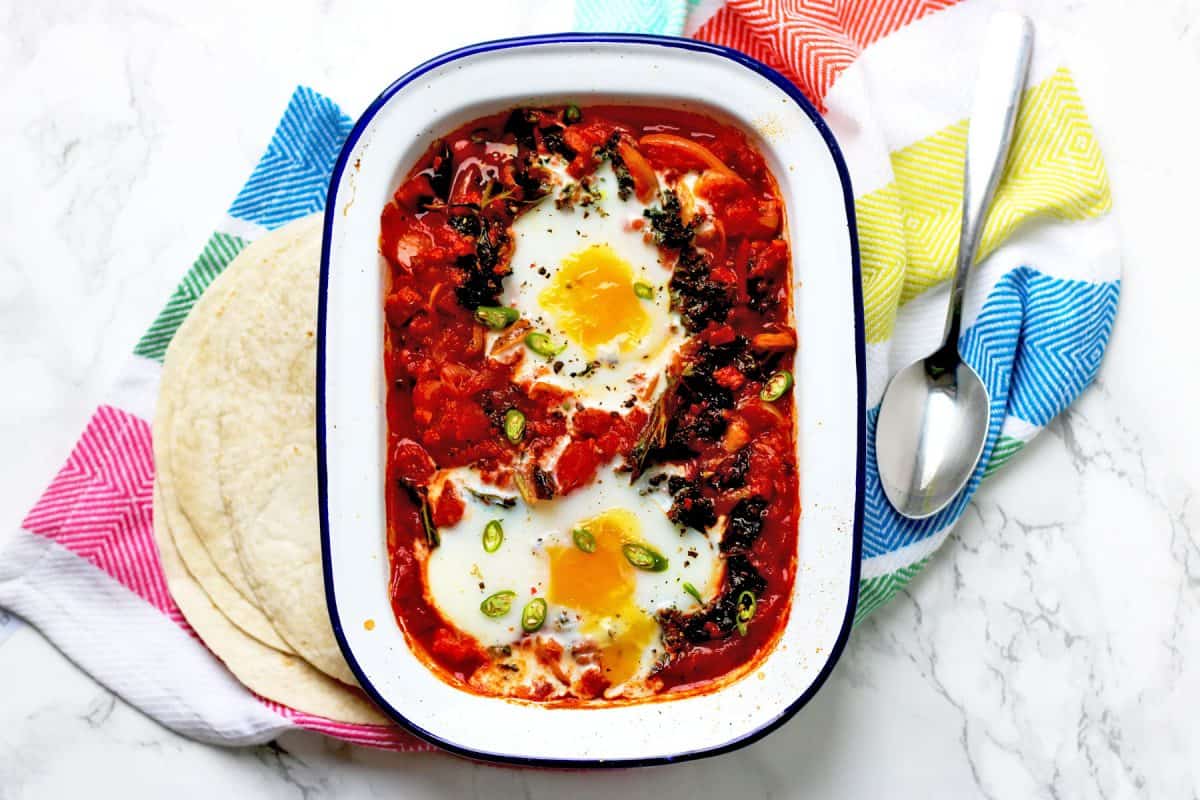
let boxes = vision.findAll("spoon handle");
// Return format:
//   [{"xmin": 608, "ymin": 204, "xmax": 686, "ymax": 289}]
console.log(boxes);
[{"xmin": 936, "ymin": 13, "xmax": 1034, "ymax": 365}]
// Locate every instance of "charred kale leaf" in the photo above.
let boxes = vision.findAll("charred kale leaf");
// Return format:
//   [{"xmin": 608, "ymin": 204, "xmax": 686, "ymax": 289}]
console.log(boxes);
[
  {"xmin": 513, "ymin": 154, "xmax": 551, "ymax": 204},
  {"xmin": 539, "ymin": 124, "xmax": 576, "ymax": 160},
  {"xmin": 503, "ymin": 108, "xmax": 539, "ymax": 150},
  {"xmin": 657, "ymin": 497, "xmax": 771, "ymax": 653},
  {"xmin": 643, "ymin": 190, "xmax": 696, "ymax": 250},
  {"xmin": 643, "ymin": 189, "xmax": 734, "ymax": 330},
  {"xmin": 670, "ymin": 247, "xmax": 734, "ymax": 332},
  {"xmin": 655, "ymin": 336, "xmax": 740, "ymax": 452},
  {"xmin": 664, "ymin": 402, "xmax": 727, "ymax": 453},
  {"xmin": 643, "ymin": 192, "xmax": 732, "ymax": 331},
  {"xmin": 630, "ymin": 336, "xmax": 757, "ymax": 472},
  {"xmin": 658, "ymin": 554, "xmax": 766, "ymax": 647},
  {"xmin": 532, "ymin": 465, "xmax": 557, "ymax": 500},
  {"xmin": 747, "ymin": 275, "xmax": 778, "ymax": 314},
  {"xmin": 597, "ymin": 133, "xmax": 635, "ymax": 201},
  {"xmin": 681, "ymin": 340, "xmax": 739, "ymax": 411},
  {"xmin": 455, "ymin": 217, "xmax": 510, "ymax": 309},
  {"xmin": 448, "ymin": 212, "xmax": 481, "ymax": 238},
  {"xmin": 720, "ymin": 496, "xmax": 768, "ymax": 555},
  {"xmin": 427, "ymin": 140, "xmax": 454, "ymax": 201},
  {"xmin": 711, "ymin": 447, "xmax": 751, "ymax": 490},
  {"xmin": 667, "ymin": 479, "xmax": 717, "ymax": 532}
]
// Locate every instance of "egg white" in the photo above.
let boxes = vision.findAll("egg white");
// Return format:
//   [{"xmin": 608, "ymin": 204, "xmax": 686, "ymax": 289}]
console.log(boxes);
[
  {"xmin": 501, "ymin": 161, "xmax": 684, "ymax": 411},
  {"xmin": 424, "ymin": 463, "xmax": 720, "ymax": 676}
]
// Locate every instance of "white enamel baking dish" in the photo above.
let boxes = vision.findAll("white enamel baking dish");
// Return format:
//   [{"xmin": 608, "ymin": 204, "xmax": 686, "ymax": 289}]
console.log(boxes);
[{"xmin": 318, "ymin": 33, "xmax": 864, "ymax": 767}]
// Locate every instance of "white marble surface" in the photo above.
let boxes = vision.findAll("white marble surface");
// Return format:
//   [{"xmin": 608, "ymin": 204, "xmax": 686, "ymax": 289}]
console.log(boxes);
[{"xmin": 2, "ymin": 0, "xmax": 1199, "ymax": 797}]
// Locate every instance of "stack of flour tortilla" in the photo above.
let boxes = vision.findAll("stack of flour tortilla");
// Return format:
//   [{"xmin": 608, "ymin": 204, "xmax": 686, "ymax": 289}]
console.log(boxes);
[{"xmin": 153, "ymin": 214, "xmax": 386, "ymax": 724}]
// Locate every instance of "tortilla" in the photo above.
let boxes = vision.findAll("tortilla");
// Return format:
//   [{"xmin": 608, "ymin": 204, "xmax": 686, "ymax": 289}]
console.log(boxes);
[
  {"xmin": 167, "ymin": 236, "xmax": 295, "ymax": 608},
  {"xmin": 201, "ymin": 214, "xmax": 355, "ymax": 685},
  {"xmin": 154, "ymin": 238, "xmax": 293, "ymax": 654},
  {"xmin": 232, "ymin": 453, "xmax": 356, "ymax": 684},
  {"xmin": 152, "ymin": 481, "xmax": 389, "ymax": 725}
]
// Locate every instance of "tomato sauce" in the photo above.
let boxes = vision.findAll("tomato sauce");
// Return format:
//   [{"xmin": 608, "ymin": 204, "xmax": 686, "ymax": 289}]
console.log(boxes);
[{"xmin": 381, "ymin": 105, "xmax": 799, "ymax": 701}]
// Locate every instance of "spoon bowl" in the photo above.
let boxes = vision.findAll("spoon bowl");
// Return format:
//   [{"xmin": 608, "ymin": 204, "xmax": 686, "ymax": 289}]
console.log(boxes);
[
  {"xmin": 874, "ymin": 12, "xmax": 1032, "ymax": 519},
  {"xmin": 876, "ymin": 359, "xmax": 990, "ymax": 518}
]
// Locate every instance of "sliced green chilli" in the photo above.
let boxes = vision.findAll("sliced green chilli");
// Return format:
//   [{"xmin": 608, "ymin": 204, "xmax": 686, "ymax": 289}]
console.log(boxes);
[
  {"xmin": 525, "ymin": 331, "xmax": 566, "ymax": 357},
  {"xmin": 572, "ymin": 527, "xmax": 597, "ymax": 553},
  {"xmin": 474, "ymin": 305, "xmax": 519, "ymax": 330},
  {"xmin": 682, "ymin": 582, "xmax": 703, "ymax": 604},
  {"xmin": 633, "ymin": 281, "xmax": 654, "ymax": 300},
  {"xmin": 521, "ymin": 598, "xmax": 548, "ymax": 632},
  {"xmin": 482, "ymin": 520, "xmax": 504, "ymax": 553},
  {"xmin": 735, "ymin": 590, "xmax": 757, "ymax": 636},
  {"xmin": 622, "ymin": 542, "xmax": 669, "ymax": 572},
  {"xmin": 760, "ymin": 370, "xmax": 794, "ymax": 402},
  {"xmin": 504, "ymin": 409, "xmax": 526, "ymax": 443},
  {"xmin": 480, "ymin": 590, "xmax": 516, "ymax": 618},
  {"xmin": 564, "ymin": 104, "xmax": 582, "ymax": 124}
]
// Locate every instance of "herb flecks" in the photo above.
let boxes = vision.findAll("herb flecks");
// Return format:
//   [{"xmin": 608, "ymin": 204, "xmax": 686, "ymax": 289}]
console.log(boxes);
[
  {"xmin": 643, "ymin": 190, "xmax": 696, "ymax": 250},
  {"xmin": 597, "ymin": 132, "xmax": 636, "ymax": 201}
]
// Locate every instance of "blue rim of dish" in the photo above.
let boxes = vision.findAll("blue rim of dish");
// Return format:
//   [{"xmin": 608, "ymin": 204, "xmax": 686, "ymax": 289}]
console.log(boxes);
[{"xmin": 317, "ymin": 31, "xmax": 865, "ymax": 769}]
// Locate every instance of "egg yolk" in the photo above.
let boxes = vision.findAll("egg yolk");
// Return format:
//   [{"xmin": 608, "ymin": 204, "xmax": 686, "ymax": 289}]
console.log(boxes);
[
  {"xmin": 548, "ymin": 509, "xmax": 638, "ymax": 614},
  {"xmin": 538, "ymin": 245, "xmax": 651, "ymax": 356},
  {"xmin": 547, "ymin": 508, "xmax": 659, "ymax": 687}
]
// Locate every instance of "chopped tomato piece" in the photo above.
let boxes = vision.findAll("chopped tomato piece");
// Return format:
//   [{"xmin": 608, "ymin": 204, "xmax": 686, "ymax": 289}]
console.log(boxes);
[
  {"xmin": 738, "ymin": 398, "xmax": 786, "ymax": 435},
  {"xmin": 751, "ymin": 239, "xmax": 789, "ymax": 278},
  {"xmin": 721, "ymin": 199, "xmax": 758, "ymax": 237},
  {"xmin": 594, "ymin": 430, "xmax": 625, "ymax": 461},
  {"xmin": 720, "ymin": 197, "xmax": 779, "ymax": 239},
  {"xmin": 527, "ymin": 413, "xmax": 567, "ymax": 440},
  {"xmin": 577, "ymin": 668, "xmax": 611, "ymax": 699},
  {"xmin": 703, "ymin": 323, "xmax": 737, "ymax": 346},
  {"xmin": 754, "ymin": 199, "xmax": 781, "ymax": 237},
  {"xmin": 694, "ymin": 169, "xmax": 749, "ymax": 204},
  {"xmin": 439, "ymin": 363, "xmax": 478, "ymax": 396},
  {"xmin": 572, "ymin": 408, "xmax": 618, "ymax": 438},
  {"xmin": 428, "ymin": 401, "xmax": 494, "ymax": 447},
  {"xmin": 745, "ymin": 434, "xmax": 789, "ymax": 500},
  {"xmin": 710, "ymin": 264, "xmax": 737, "ymax": 285},
  {"xmin": 563, "ymin": 122, "xmax": 617, "ymax": 178},
  {"xmin": 432, "ymin": 481, "xmax": 465, "ymax": 527},
  {"xmin": 555, "ymin": 440, "xmax": 602, "ymax": 495},
  {"xmin": 391, "ymin": 439, "xmax": 436, "ymax": 485},
  {"xmin": 713, "ymin": 365, "xmax": 746, "ymax": 391},
  {"xmin": 384, "ymin": 286, "xmax": 424, "ymax": 329},
  {"xmin": 394, "ymin": 173, "xmax": 435, "ymax": 210},
  {"xmin": 411, "ymin": 379, "xmax": 443, "ymax": 427}
]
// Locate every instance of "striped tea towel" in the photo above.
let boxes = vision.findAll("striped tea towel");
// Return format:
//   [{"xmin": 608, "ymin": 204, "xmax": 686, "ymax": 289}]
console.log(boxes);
[
  {"xmin": 578, "ymin": 0, "xmax": 1120, "ymax": 620},
  {"xmin": 0, "ymin": 0, "xmax": 1118, "ymax": 752},
  {"xmin": 0, "ymin": 89, "xmax": 429, "ymax": 751}
]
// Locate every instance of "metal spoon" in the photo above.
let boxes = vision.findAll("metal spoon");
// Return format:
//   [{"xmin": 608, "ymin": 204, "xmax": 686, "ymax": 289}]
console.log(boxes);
[{"xmin": 875, "ymin": 13, "xmax": 1034, "ymax": 519}]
